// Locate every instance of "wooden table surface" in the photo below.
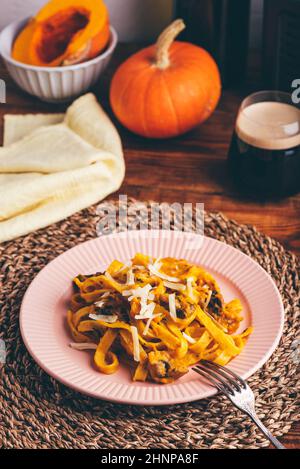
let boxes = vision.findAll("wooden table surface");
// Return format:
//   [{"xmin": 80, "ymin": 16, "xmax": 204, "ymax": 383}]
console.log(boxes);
[{"xmin": 0, "ymin": 44, "xmax": 299, "ymax": 449}]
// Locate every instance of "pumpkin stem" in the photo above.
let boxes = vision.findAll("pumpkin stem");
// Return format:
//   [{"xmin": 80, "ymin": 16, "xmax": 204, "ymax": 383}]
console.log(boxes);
[{"xmin": 155, "ymin": 19, "xmax": 186, "ymax": 70}]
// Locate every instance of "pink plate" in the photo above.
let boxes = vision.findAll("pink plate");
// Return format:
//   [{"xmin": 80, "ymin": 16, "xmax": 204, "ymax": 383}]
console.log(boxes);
[{"xmin": 20, "ymin": 230, "xmax": 284, "ymax": 405}]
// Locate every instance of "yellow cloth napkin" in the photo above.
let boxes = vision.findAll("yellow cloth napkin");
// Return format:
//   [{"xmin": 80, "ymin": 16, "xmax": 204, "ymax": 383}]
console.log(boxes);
[{"xmin": 0, "ymin": 93, "xmax": 125, "ymax": 243}]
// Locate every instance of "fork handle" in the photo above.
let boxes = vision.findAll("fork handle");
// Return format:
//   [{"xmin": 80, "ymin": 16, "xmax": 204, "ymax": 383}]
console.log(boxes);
[{"xmin": 248, "ymin": 412, "xmax": 286, "ymax": 449}]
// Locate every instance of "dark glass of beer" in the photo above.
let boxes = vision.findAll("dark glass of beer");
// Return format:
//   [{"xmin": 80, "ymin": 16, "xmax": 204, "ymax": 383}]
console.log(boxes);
[{"xmin": 228, "ymin": 91, "xmax": 300, "ymax": 198}]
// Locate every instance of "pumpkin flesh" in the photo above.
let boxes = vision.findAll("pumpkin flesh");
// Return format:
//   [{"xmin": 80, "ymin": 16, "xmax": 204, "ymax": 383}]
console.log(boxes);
[
  {"xmin": 11, "ymin": 20, "xmax": 36, "ymax": 65},
  {"xmin": 36, "ymin": 8, "xmax": 90, "ymax": 64},
  {"xmin": 12, "ymin": 0, "xmax": 109, "ymax": 67}
]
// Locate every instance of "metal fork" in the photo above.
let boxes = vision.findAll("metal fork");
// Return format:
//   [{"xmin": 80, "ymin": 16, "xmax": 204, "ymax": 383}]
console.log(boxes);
[{"xmin": 193, "ymin": 360, "xmax": 286, "ymax": 449}]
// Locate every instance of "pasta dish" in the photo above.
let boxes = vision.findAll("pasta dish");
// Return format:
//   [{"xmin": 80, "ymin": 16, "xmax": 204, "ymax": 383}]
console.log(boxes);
[{"xmin": 67, "ymin": 254, "xmax": 252, "ymax": 383}]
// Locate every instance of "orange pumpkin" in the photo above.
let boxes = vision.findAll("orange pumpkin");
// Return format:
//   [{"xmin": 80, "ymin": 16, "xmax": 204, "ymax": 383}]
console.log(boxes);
[
  {"xmin": 12, "ymin": 0, "xmax": 110, "ymax": 67},
  {"xmin": 110, "ymin": 19, "xmax": 221, "ymax": 139}
]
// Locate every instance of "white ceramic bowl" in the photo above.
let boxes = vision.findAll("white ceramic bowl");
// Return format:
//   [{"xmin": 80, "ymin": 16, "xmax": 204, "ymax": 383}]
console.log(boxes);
[{"xmin": 0, "ymin": 18, "xmax": 118, "ymax": 102}]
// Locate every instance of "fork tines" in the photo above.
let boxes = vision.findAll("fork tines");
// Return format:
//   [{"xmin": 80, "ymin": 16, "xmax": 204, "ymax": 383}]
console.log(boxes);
[
  {"xmin": 193, "ymin": 360, "xmax": 246, "ymax": 395},
  {"xmin": 192, "ymin": 360, "xmax": 286, "ymax": 449}
]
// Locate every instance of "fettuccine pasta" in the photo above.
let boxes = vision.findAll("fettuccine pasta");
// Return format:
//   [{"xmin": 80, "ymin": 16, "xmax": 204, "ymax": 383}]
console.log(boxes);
[{"xmin": 67, "ymin": 254, "xmax": 253, "ymax": 383}]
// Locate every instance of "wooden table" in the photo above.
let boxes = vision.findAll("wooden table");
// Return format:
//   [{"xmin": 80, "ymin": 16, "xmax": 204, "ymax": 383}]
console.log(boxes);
[{"xmin": 0, "ymin": 44, "xmax": 299, "ymax": 448}]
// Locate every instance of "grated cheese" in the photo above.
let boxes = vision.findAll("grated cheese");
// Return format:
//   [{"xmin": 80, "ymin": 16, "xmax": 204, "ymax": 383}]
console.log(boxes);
[
  {"xmin": 126, "ymin": 268, "xmax": 135, "ymax": 285},
  {"xmin": 122, "ymin": 289, "xmax": 133, "ymax": 297},
  {"xmin": 130, "ymin": 326, "xmax": 140, "ymax": 362},
  {"xmin": 122, "ymin": 282, "xmax": 158, "ymax": 321},
  {"xmin": 135, "ymin": 302, "xmax": 156, "ymax": 320},
  {"xmin": 163, "ymin": 280, "xmax": 186, "ymax": 291},
  {"xmin": 89, "ymin": 313, "xmax": 118, "ymax": 323},
  {"xmin": 69, "ymin": 342, "xmax": 97, "ymax": 351},
  {"xmin": 142, "ymin": 313, "xmax": 161, "ymax": 336},
  {"xmin": 168, "ymin": 293, "xmax": 177, "ymax": 320},
  {"xmin": 148, "ymin": 262, "xmax": 180, "ymax": 283},
  {"xmin": 186, "ymin": 277, "xmax": 196, "ymax": 301},
  {"xmin": 132, "ymin": 264, "xmax": 146, "ymax": 270},
  {"xmin": 100, "ymin": 292, "xmax": 110, "ymax": 298},
  {"xmin": 182, "ymin": 332, "xmax": 196, "ymax": 344},
  {"xmin": 126, "ymin": 284, "xmax": 152, "ymax": 303},
  {"xmin": 204, "ymin": 289, "xmax": 212, "ymax": 308},
  {"xmin": 94, "ymin": 300, "xmax": 106, "ymax": 309}
]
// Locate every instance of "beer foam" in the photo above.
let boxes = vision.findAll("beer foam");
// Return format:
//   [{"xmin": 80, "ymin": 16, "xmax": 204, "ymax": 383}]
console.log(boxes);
[{"xmin": 236, "ymin": 101, "xmax": 300, "ymax": 150}]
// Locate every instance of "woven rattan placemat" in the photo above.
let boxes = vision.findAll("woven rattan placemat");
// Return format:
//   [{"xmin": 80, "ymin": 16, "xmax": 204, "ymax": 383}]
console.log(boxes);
[{"xmin": 0, "ymin": 198, "xmax": 299, "ymax": 449}]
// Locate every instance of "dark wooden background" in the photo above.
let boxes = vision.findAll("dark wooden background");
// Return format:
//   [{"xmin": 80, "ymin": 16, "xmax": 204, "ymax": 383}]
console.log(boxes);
[{"xmin": 0, "ymin": 44, "xmax": 299, "ymax": 448}]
